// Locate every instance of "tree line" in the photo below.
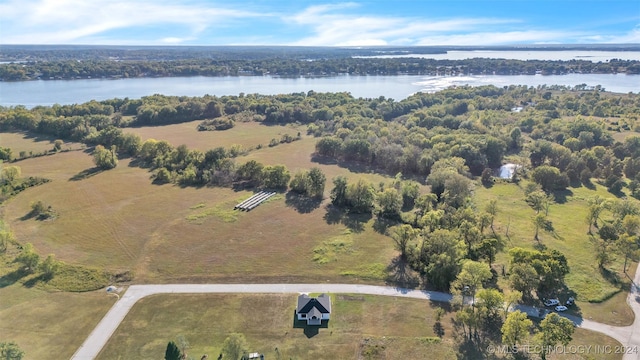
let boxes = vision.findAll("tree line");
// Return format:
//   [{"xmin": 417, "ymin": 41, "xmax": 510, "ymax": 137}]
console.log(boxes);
[{"xmin": 2, "ymin": 57, "xmax": 639, "ymax": 81}]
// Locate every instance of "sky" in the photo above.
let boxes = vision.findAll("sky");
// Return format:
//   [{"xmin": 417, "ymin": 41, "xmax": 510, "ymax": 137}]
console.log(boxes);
[{"xmin": 0, "ymin": 0, "xmax": 638, "ymax": 46}]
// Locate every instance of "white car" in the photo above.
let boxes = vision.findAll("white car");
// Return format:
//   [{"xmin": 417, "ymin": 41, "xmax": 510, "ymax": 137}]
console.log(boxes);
[
  {"xmin": 544, "ymin": 299, "xmax": 559, "ymax": 307},
  {"xmin": 555, "ymin": 305, "xmax": 568, "ymax": 312}
]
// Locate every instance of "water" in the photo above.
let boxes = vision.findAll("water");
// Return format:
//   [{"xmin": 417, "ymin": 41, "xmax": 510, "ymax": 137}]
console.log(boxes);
[
  {"xmin": 0, "ymin": 73, "xmax": 638, "ymax": 108},
  {"xmin": 356, "ymin": 50, "xmax": 640, "ymax": 62}
]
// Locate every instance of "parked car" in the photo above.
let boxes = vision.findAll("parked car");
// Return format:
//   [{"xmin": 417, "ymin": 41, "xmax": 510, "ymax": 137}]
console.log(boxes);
[
  {"xmin": 555, "ymin": 305, "xmax": 568, "ymax": 312},
  {"xmin": 566, "ymin": 297, "xmax": 575, "ymax": 306},
  {"xmin": 544, "ymin": 299, "xmax": 560, "ymax": 307}
]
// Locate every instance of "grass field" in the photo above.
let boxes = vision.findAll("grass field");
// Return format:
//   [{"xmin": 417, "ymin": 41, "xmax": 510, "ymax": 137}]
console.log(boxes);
[
  {"xmin": 123, "ymin": 120, "xmax": 305, "ymax": 151},
  {"xmin": 97, "ymin": 293, "xmax": 622, "ymax": 360},
  {"xmin": 0, "ymin": 131, "xmax": 83, "ymax": 157},
  {"xmin": 476, "ymin": 180, "xmax": 637, "ymax": 325},
  {"xmin": 0, "ymin": 283, "xmax": 114, "ymax": 360},
  {"xmin": 3, "ymin": 150, "xmax": 396, "ymax": 284}
]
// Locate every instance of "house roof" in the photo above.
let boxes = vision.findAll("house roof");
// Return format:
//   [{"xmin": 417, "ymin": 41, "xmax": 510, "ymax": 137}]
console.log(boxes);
[{"xmin": 296, "ymin": 294, "xmax": 331, "ymax": 314}]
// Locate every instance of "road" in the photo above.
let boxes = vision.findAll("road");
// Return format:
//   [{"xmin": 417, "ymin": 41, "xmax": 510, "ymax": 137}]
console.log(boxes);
[{"xmin": 72, "ymin": 276, "xmax": 640, "ymax": 360}]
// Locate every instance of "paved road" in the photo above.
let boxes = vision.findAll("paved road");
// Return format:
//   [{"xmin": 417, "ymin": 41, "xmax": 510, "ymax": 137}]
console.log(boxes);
[{"xmin": 72, "ymin": 277, "xmax": 640, "ymax": 360}]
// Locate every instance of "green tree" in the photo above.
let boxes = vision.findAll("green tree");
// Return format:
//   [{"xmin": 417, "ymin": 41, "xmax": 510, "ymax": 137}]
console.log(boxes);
[
  {"xmin": 422, "ymin": 229, "xmax": 467, "ymax": 291},
  {"xmin": 307, "ymin": 167, "xmax": 326, "ymax": 199},
  {"xmin": 0, "ymin": 165, "xmax": 21, "ymax": 185},
  {"xmin": 535, "ymin": 313, "xmax": 575, "ymax": 360},
  {"xmin": 289, "ymin": 170, "xmax": 310, "ymax": 195},
  {"xmin": 485, "ymin": 199, "xmax": 498, "ymax": 233},
  {"xmin": 93, "ymin": 145, "xmax": 118, "ymax": 170},
  {"xmin": 509, "ymin": 263, "xmax": 539, "ymax": 299},
  {"xmin": 501, "ymin": 310, "xmax": 533, "ymax": 348},
  {"xmin": 236, "ymin": 160, "xmax": 264, "ymax": 186},
  {"xmin": 530, "ymin": 165, "xmax": 568, "ymax": 192},
  {"xmin": 221, "ymin": 333, "xmax": 249, "ymax": 360},
  {"xmin": 40, "ymin": 254, "xmax": 60, "ymax": 280},
  {"xmin": 453, "ymin": 260, "xmax": 492, "ymax": 305},
  {"xmin": 617, "ymin": 234, "xmax": 639, "ymax": 273},
  {"xmin": 377, "ymin": 187, "xmax": 402, "ymax": 218},
  {"xmin": 0, "ymin": 342, "xmax": 24, "ymax": 360},
  {"xmin": 164, "ymin": 341, "xmax": 181, "ymax": 360},
  {"xmin": 261, "ymin": 165, "xmax": 290, "ymax": 190},
  {"xmin": 391, "ymin": 224, "xmax": 419, "ymax": 259},
  {"xmin": 15, "ymin": 243, "xmax": 40, "ymax": 273},
  {"xmin": 330, "ymin": 176, "xmax": 348, "ymax": 207},
  {"xmin": 346, "ymin": 178, "xmax": 375, "ymax": 213},
  {"xmin": 533, "ymin": 213, "xmax": 547, "ymax": 242}
]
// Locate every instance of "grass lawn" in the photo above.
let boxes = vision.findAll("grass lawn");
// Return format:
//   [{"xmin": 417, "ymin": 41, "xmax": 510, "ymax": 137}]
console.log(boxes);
[
  {"xmin": 97, "ymin": 293, "xmax": 622, "ymax": 360},
  {"xmin": 123, "ymin": 120, "xmax": 305, "ymax": 151},
  {"xmin": 0, "ymin": 131, "xmax": 83, "ymax": 157},
  {"xmin": 98, "ymin": 293, "xmax": 457, "ymax": 360},
  {"xmin": 0, "ymin": 283, "xmax": 114, "ymax": 359},
  {"xmin": 476, "ymin": 180, "xmax": 637, "ymax": 325},
  {"xmin": 3, "ymin": 150, "xmax": 397, "ymax": 284}
]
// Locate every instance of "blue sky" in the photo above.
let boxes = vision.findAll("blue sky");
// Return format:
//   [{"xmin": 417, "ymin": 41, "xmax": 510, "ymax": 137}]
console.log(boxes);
[{"xmin": 0, "ymin": 0, "xmax": 638, "ymax": 46}]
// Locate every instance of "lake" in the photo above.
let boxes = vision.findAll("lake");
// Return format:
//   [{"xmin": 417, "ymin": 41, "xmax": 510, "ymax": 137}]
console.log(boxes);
[{"xmin": 1, "ymin": 73, "xmax": 638, "ymax": 108}]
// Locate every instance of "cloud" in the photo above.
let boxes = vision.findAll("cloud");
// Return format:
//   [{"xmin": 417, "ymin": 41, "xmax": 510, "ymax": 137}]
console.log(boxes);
[
  {"xmin": 0, "ymin": 0, "xmax": 267, "ymax": 44},
  {"xmin": 287, "ymin": 2, "xmax": 524, "ymax": 46}
]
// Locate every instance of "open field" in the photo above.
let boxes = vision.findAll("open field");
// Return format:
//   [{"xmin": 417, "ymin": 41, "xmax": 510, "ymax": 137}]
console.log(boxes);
[
  {"xmin": 0, "ymin": 283, "xmax": 114, "ymax": 360},
  {"xmin": 476, "ymin": 181, "xmax": 637, "ymax": 325},
  {"xmin": 123, "ymin": 120, "xmax": 305, "ymax": 151},
  {"xmin": 0, "ymin": 131, "xmax": 83, "ymax": 157},
  {"xmin": 3, "ymin": 150, "xmax": 396, "ymax": 284},
  {"xmin": 97, "ymin": 293, "xmax": 623, "ymax": 360}
]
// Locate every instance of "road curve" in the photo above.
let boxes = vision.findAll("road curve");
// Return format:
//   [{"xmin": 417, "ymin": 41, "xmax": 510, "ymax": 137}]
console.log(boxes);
[{"xmin": 72, "ymin": 279, "xmax": 640, "ymax": 360}]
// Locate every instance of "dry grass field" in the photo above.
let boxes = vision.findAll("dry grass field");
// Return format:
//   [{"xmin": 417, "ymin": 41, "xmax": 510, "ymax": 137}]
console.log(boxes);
[
  {"xmin": 0, "ymin": 284, "xmax": 114, "ymax": 360},
  {"xmin": 0, "ymin": 131, "xmax": 83, "ymax": 156},
  {"xmin": 3, "ymin": 150, "xmax": 396, "ymax": 284},
  {"xmin": 97, "ymin": 293, "xmax": 623, "ymax": 360},
  {"xmin": 123, "ymin": 120, "xmax": 305, "ymax": 151}
]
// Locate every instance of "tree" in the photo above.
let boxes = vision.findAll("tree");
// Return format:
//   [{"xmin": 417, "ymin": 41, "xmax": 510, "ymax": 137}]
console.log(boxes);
[
  {"xmin": 530, "ymin": 165, "xmax": 568, "ymax": 192},
  {"xmin": 377, "ymin": 187, "xmax": 402, "ymax": 218},
  {"xmin": 236, "ymin": 160, "xmax": 264, "ymax": 186},
  {"xmin": 453, "ymin": 260, "xmax": 492, "ymax": 305},
  {"xmin": 221, "ymin": 333, "xmax": 249, "ymax": 360},
  {"xmin": 289, "ymin": 171, "xmax": 310, "ymax": 195},
  {"xmin": 586, "ymin": 196, "xmax": 605, "ymax": 233},
  {"xmin": 164, "ymin": 341, "xmax": 182, "ymax": 360},
  {"xmin": 15, "ymin": 243, "xmax": 40, "ymax": 273},
  {"xmin": 617, "ymin": 234, "xmax": 639, "ymax": 273},
  {"xmin": 93, "ymin": 145, "xmax": 118, "ymax": 169},
  {"xmin": 1, "ymin": 165, "xmax": 21, "ymax": 185},
  {"xmin": 261, "ymin": 165, "xmax": 290, "ymax": 190},
  {"xmin": 330, "ymin": 176, "xmax": 348, "ymax": 207},
  {"xmin": 533, "ymin": 213, "xmax": 547, "ymax": 242},
  {"xmin": 422, "ymin": 229, "xmax": 467, "ymax": 291},
  {"xmin": 509, "ymin": 263, "xmax": 539, "ymax": 298},
  {"xmin": 525, "ymin": 190, "xmax": 550, "ymax": 214},
  {"xmin": 443, "ymin": 173, "xmax": 473, "ymax": 208},
  {"xmin": 391, "ymin": 224, "xmax": 418, "ymax": 259},
  {"xmin": 307, "ymin": 167, "xmax": 326, "ymax": 199},
  {"xmin": 346, "ymin": 178, "xmax": 375, "ymax": 213},
  {"xmin": 53, "ymin": 139, "xmax": 63, "ymax": 152},
  {"xmin": 0, "ymin": 342, "xmax": 24, "ymax": 360},
  {"xmin": 535, "ymin": 313, "xmax": 575, "ymax": 360},
  {"xmin": 501, "ymin": 310, "xmax": 533, "ymax": 348},
  {"xmin": 40, "ymin": 254, "xmax": 60, "ymax": 280},
  {"xmin": 485, "ymin": 199, "xmax": 498, "ymax": 233}
]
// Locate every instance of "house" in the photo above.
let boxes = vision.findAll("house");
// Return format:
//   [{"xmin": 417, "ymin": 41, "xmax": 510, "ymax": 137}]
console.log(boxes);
[{"xmin": 296, "ymin": 294, "xmax": 331, "ymax": 325}]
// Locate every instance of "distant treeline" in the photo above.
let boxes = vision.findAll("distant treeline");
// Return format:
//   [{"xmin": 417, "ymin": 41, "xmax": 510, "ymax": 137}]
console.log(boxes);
[{"xmin": 2, "ymin": 57, "xmax": 639, "ymax": 81}]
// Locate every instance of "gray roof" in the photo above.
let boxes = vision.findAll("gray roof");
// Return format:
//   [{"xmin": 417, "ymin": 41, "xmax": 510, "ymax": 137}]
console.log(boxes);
[{"xmin": 296, "ymin": 293, "xmax": 331, "ymax": 314}]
